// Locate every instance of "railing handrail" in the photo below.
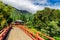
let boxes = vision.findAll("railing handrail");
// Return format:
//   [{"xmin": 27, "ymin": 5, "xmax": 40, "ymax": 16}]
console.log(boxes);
[
  {"xmin": 32, "ymin": 30, "xmax": 55, "ymax": 40},
  {"xmin": 0, "ymin": 25, "xmax": 12, "ymax": 40},
  {"xmin": 17, "ymin": 25, "xmax": 44, "ymax": 40}
]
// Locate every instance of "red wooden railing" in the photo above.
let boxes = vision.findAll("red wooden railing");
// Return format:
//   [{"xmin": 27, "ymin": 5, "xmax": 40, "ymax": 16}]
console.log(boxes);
[
  {"xmin": 6, "ymin": 24, "xmax": 55, "ymax": 40},
  {"xmin": 33, "ymin": 30, "xmax": 55, "ymax": 40},
  {"xmin": 0, "ymin": 25, "xmax": 12, "ymax": 40},
  {"xmin": 38, "ymin": 32, "xmax": 55, "ymax": 40},
  {"xmin": 17, "ymin": 25, "xmax": 44, "ymax": 40},
  {"xmin": 17, "ymin": 25, "xmax": 55, "ymax": 40},
  {"xmin": 0, "ymin": 24, "xmax": 55, "ymax": 40}
]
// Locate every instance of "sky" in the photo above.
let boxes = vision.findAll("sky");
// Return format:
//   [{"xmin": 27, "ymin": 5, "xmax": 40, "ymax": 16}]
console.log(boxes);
[{"xmin": 2, "ymin": 0, "xmax": 60, "ymax": 13}]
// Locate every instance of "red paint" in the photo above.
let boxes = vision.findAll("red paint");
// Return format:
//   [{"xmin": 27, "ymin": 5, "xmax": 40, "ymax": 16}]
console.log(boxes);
[
  {"xmin": 0, "ymin": 26, "xmax": 11, "ymax": 40},
  {"xmin": 17, "ymin": 25, "xmax": 44, "ymax": 40}
]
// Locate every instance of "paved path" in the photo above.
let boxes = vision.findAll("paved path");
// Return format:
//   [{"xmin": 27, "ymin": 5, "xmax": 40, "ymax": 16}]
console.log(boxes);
[{"xmin": 5, "ymin": 27, "xmax": 32, "ymax": 40}]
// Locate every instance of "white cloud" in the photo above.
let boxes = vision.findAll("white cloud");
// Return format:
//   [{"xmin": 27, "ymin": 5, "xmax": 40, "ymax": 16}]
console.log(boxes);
[
  {"xmin": 2, "ymin": 0, "xmax": 60, "ymax": 13},
  {"xmin": 2, "ymin": 0, "xmax": 44, "ymax": 13}
]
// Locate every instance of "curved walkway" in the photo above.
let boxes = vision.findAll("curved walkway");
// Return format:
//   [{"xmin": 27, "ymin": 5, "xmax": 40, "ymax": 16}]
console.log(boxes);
[{"xmin": 5, "ymin": 27, "xmax": 32, "ymax": 40}]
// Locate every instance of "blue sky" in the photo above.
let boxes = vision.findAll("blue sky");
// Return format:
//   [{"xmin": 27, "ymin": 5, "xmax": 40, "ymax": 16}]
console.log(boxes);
[
  {"xmin": 33, "ymin": 0, "xmax": 60, "ymax": 6},
  {"xmin": 2, "ymin": 0, "xmax": 60, "ymax": 13}
]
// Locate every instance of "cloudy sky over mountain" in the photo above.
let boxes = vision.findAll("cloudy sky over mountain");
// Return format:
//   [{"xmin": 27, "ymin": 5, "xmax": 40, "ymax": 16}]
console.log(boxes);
[{"xmin": 2, "ymin": 0, "xmax": 60, "ymax": 13}]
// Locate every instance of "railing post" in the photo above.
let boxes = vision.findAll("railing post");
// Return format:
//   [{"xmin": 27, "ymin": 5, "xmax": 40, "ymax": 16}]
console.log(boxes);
[
  {"xmin": 36, "ymin": 32, "xmax": 44, "ymax": 40},
  {"xmin": 36, "ymin": 32, "xmax": 39, "ymax": 40},
  {"xmin": 49, "ymin": 38, "xmax": 55, "ymax": 40}
]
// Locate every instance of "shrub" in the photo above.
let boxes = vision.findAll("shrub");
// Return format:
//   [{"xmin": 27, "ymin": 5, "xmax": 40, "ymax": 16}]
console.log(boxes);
[{"xmin": 54, "ymin": 37, "xmax": 60, "ymax": 40}]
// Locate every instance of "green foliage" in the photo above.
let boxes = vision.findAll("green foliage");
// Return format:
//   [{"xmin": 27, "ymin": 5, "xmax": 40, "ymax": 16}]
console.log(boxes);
[
  {"xmin": 33, "ymin": 7, "xmax": 60, "ymax": 37},
  {"xmin": 54, "ymin": 37, "xmax": 60, "ymax": 40},
  {"xmin": 0, "ymin": 1, "xmax": 13, "ymax": 30},
  {"xmin": 10, "ymin": 8, "xmax": 33, "ymax": 23}
]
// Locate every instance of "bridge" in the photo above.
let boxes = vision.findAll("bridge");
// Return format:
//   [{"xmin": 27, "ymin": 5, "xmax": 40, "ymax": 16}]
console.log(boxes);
[{"xmin": 0, "ymin": 24, "xmax": 55, "ymax": 40}]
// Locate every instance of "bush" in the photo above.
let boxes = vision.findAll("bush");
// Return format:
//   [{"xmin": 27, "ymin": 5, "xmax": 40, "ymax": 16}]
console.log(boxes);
[{"xmin": 54, "ymin": 37, "xmax": 60, "ymax": 40}]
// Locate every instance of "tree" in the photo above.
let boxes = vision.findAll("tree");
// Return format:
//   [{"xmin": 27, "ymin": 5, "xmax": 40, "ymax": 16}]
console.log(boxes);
[
  {"xmin": 33, "ymin": 7, "xmax": 60, "ymax": 37},
  {"xmin": 0, "ymin": 1, "xmax": 13, "ymax": 30}
]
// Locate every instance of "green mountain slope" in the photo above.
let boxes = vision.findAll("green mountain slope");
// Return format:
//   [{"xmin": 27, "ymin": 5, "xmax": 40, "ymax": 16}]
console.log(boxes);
[{"xmin": 10, "ymin": 8, "xmax": 34, "ymax": 23}]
